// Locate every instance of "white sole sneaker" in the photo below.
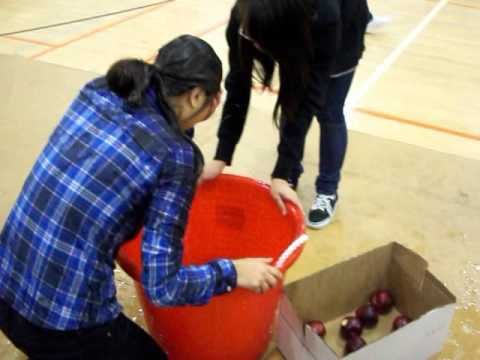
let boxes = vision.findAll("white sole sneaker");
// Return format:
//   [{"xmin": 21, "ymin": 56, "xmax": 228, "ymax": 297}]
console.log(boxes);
[{"xmin": 307, "ymin": 208, "xmax": 336, "ymax": 230}]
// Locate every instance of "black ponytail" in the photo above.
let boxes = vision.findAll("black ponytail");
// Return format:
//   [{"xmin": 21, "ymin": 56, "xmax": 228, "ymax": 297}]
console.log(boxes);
[{"xmin": 106, "ymin": 59, "xmax": 154, "ymax": 107}]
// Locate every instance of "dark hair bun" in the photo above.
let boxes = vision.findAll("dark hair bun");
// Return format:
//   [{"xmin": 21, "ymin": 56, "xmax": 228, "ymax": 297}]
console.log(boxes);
[{"xmin": 106, "ymin": 59, "xmax": 151, "ymax": 107}]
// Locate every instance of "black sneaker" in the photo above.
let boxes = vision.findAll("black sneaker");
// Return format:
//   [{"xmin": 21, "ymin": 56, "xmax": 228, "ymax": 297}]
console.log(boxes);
[{"xmin": 307, "ymin": 193, "xmax": 338, "ymax": 229}]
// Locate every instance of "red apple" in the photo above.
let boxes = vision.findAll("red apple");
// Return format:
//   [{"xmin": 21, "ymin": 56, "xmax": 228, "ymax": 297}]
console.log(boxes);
[
  {"xmin": 355, "ymin": 304, "xmax": 379, "ymax": 328},
  {"xmin": 307, "ymin": 320, "xmax": 326, "ymax": 338},
  {"xmin": 392, "ymin": 315, "xmax": 411, "ymax": 331},
  {"xmin": 340, "ymin": 316, "xmax": 363, "ymax": 340},
  {"xmin": 370, "ymin": 289, "xmax": 394, "ymax": 314},
  {"xmin": 344, "ymin": 334, "xmax": 367, "ymax": 355}
]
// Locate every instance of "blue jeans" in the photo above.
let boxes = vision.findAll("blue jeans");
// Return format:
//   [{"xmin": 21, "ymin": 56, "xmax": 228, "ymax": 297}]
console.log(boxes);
[{"xmin": 292, "ymin": 71, "xmax": 355, "ymax": 195}]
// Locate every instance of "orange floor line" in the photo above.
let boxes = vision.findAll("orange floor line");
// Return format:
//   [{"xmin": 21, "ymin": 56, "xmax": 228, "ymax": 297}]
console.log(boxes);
[
  {"xmin": 29, "ymin": 0, "xmax": 174, "ymax": 60},
  {"xmin": 355, "ymin": 108, "xmax": 480, "ymax": 142},
  {"xmin": 449, "ymin": 1, "xmax": 480, "ymax": 10},
  {"xmin": 2, "ymin": 35, "xmax": 56, "ymax": 47},
  {"xmin": 195, "ymin": 19, "xmax": 229, "ymax": 37},
  {"xmin": 426, "ymin": 0, "xmax": 480, "ymax": 10},
  {"xmin": 429, "ymin": 0, "xmax": 480, "ymax": 11},
  {"xmin": 145, "ymin": 18, "xmax": 229, "ymax": 62},
  {"xmin": 251, "ymin": 85, "xmax": 480, "ymax": 141}
]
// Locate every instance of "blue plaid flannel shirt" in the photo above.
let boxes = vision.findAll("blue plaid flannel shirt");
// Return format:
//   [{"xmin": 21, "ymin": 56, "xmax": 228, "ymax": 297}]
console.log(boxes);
[{"xmin": 0, "ymin": 78, "xmax": 236, "ymax": 330}]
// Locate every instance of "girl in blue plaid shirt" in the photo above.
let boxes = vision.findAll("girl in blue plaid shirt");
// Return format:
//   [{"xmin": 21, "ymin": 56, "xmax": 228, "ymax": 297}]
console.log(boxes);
[{"xmin": 0, "ymin": 35, "xmax": 282, "ymax": 359}]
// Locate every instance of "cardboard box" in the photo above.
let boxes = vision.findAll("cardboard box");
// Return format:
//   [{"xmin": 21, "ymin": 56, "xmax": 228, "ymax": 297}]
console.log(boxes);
[{"xmin": 275, "ymin": 243, "xmax": 456, "ymax": 360}]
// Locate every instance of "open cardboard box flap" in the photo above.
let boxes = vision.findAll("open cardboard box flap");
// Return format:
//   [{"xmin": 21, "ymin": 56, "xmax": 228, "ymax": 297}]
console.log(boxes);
[{"xmin": 276, "ymin": 242, "xmax": 456, "ymax": 360}]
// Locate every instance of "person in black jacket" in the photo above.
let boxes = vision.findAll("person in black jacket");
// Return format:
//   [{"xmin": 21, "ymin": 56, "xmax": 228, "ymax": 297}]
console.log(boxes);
[{"xmin": 201, "ymin": 0, "xmax": 369, "ymax": 229}]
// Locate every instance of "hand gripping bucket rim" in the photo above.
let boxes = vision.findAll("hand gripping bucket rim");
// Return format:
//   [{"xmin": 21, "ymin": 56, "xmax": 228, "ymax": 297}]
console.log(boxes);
[{"xmin": 117, "ymin": 174, "xmax": 307, "ymax": 359}]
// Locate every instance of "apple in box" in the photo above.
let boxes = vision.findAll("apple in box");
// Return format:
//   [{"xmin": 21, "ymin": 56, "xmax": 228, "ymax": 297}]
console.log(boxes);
[
  {"xmin": 339, "ymin": 316, "xmax": 363, "ymax": 340},
  {"xmin": 392, "ymin": 315, "xmax": 411, "ymax": 331},
  {"xmin": 344, "ymin": 334, "xmax": 367, "ymax": 355},
  {"xmin": 370, "ymin": 290, "xmax": 394, "ymax": 315},
  {"xmin": 306, "ymin": 320, "xmax": 326, "ymax": 338},
  {"xmin": 355, "ymin": 304, "xmax": 379, "ymax": 328}
]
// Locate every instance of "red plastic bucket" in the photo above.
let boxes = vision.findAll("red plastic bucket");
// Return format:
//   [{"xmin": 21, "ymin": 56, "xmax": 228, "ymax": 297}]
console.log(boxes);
[{"xmin": 117, "ymin": 174, "xmax": 306, "ymax": 359}]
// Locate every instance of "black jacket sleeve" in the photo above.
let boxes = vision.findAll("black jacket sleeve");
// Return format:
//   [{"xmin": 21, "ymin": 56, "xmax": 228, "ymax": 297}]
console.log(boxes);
[{"xmin": 214, "ymin": 7, "xmax": 253, "ymax": 165}]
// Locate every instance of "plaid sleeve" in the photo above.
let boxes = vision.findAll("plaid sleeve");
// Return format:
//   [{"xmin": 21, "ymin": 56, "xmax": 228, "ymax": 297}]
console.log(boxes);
[{"xmin": 141, "ymin": 146, "xmax": 236, "ymax": 306}]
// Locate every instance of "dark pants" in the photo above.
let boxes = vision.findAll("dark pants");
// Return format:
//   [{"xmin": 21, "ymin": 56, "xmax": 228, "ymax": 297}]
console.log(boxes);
[
  {"xmin": 0, "ymin": 300, "xmax": 167, "ymax": 360},
  {"xmin": 292, "ymin": 71, "xmax": 355, "ymax": 195}
]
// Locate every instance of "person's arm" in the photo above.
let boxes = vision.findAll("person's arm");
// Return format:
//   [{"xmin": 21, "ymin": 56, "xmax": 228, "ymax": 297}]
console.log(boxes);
[
  {"xmin": 141, "ymin": 148, "xmax": 237, "ymax": 306},
  {"xmin": 214, "ymin": 6, "xmax": 253, "ymax": 166}
]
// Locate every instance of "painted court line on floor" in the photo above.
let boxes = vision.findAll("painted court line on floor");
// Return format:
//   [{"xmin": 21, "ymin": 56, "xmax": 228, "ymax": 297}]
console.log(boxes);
[
  {"xmin": 344, "ymin": 0, "xmax": 449, "ymax": 117},
  {"xmin": 251, "ymin": 84, "xmax": 480, "ymax": 142},
  {"xmin": 449, "ymin": 1, "xmax": 480, "ymax": 10},
  {"xmin": 2, "ymin": 35, "xmax": 56, "ymax": 48},
  {"xmin": 195, "ymin": 19, "xmax": 229, "ymax": 37},
  {"xmin": 355, "ymin": 108, "xmax": 480, "ymax": 142},
  {"xmin": 428, "ymin": 0, "xmax": 480, "ymax": 11},
  {"xmin": 145, "ymin": 18, "xmax": 229, "ymax": 62},
  {"xmin": 29, "ymin": 0, "xmax": 174, "ymax": 60}
]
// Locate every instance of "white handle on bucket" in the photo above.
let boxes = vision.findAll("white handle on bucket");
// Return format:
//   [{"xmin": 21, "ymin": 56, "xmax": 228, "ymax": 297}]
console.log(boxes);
[{"xmin": 275, "ymin": 234, "xmax": 309, "ymax": 268}]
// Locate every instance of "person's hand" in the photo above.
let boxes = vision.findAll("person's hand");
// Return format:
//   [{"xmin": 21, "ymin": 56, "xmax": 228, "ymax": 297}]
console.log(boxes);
[
  {"xmin": 270, "ymin": 178, "xmax": 303, "ymax": 216},
  {"xmin": 233, "ymin": 258, "xmax": 283, "ymax": 294},
  {"xmin": 200, "ymin": 160, "xmax": 226, "ymax": 183}
]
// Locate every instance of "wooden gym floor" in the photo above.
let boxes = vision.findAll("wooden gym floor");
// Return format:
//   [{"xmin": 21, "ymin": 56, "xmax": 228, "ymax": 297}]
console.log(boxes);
[{"xmin": 0, "ymin": 0, "xmax": 479, "ymax": 358}]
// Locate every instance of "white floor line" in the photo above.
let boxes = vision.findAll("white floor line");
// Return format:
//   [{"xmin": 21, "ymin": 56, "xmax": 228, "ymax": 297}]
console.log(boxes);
[{"xmin": 345, "ymin": 0, "xmax": 449, "ymax": 123}]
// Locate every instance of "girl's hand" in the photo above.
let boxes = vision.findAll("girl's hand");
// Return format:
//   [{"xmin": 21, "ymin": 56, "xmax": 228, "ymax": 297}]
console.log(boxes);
[
  {"xmin": 270, "ymin": 178, "xmax": 303, "ymax": 216},
  {"xmin": 200, "ymin": 160, "xmax": 227, "ymax": 183},
  {"xmin": 233, "ymin": 258, "xmax": 283, "ymax": 293}
]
